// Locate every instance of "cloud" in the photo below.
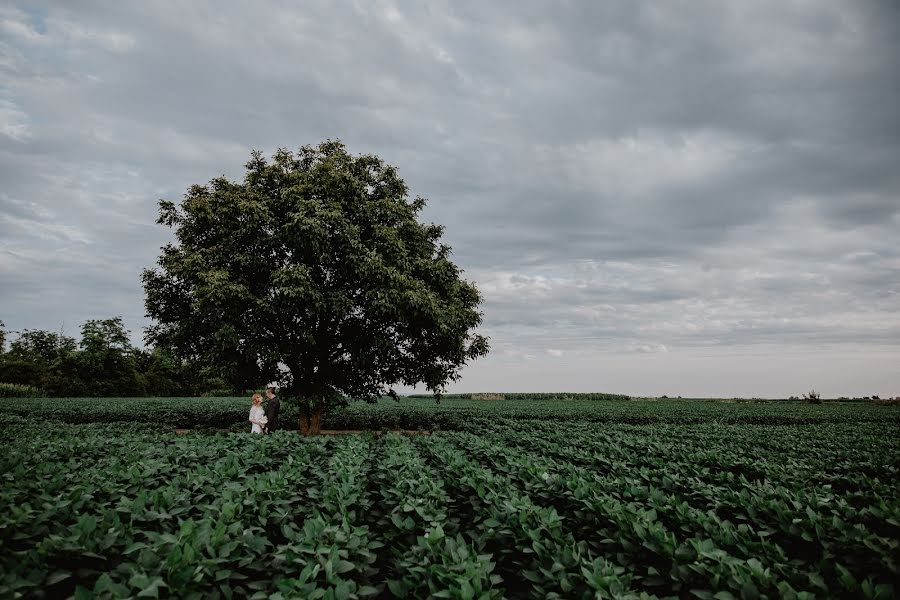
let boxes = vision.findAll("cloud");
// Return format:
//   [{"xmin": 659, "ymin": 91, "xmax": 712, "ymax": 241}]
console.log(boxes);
[
  {"xmin": 0, "ymin": 0, "xmax": 898, "ymax": 395},
  {"xmin": 1, "ymin": 5, "xmax": 136, "ymax": 52},
  {"xmin": 625, "ymin": 343, "xmax": 668, "ymax": 354},
  {"xmin": 0, "ymin": 99, "xmax": 30, "ymax": 141}
]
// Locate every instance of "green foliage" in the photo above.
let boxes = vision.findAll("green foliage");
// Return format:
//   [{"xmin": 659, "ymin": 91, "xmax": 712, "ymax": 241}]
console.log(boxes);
[
  {"xmin": 5, "ymin": 396, "xmax": 899, "ymax": 432},
  {"xmin": 0, "ymin": 382, "xmax": 44, "ymax": 397},
  {"xmin": 142, "ymin": 141, "xmax": 489, "ymax": 408},
  {"xmin": 1, "ymin": 328, "xmax": 79, "ymax": 393},
  {"xmin": 804, "ymin": 389, "xmax": 822, "ymax": 404},
  {"xmin": 1, "ymin": 400, "xmax": 897, "ymax": 599},
  {"xmin": 73, "ymin": 317, "xmax": 137, "ymax": 397},
  {"xmin": 202, "ymin": 388, "xmax": 240, "ymax": 397},
  {"xmin": 80, "ymin": 317, "xmax": 132, "ymax": 354},
  {"xmin": 408, "ymin": 392, "xmax": 633, "ymax": 401},
  {"xmin": 6, "ymin": 328, "xmax": 76, "ymax": 369},
  {"xmin": 0, "ymin": 318, "xmax": 230, "ymax": 397}
]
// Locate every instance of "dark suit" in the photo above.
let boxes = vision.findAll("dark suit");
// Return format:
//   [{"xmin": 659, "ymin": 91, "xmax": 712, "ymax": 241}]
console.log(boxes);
[{"xmin": 264, "ymin": 397, "xmax": 280, "ymax": 433}]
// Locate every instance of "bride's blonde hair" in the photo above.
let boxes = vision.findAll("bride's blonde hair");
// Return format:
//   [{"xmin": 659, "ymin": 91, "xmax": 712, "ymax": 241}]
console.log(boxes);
[{"xmin": 252, "ymin": 393, "xmax": 262, "ymax": 404}]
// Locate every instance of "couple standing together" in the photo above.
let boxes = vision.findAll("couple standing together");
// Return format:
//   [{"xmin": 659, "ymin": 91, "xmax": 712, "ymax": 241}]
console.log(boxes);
[{"xmin": 249, "ymin": 387, "xmax": 280, "ymax": 434}]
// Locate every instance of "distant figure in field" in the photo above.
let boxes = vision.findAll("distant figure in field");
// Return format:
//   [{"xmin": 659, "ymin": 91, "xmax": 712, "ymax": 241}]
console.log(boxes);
[
  {"xmin": 249, "ymin": 393, "xmax": 268, "ymax": 434},
  {"xmin": 264, "ymin": 386, "xmax": 280, "ymax": 433}
]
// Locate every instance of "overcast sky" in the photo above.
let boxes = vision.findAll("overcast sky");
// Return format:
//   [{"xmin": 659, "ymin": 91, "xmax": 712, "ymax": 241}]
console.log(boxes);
[{"xmin": 2, "ymin": 1, "xmax": 898, "ymax": 397}]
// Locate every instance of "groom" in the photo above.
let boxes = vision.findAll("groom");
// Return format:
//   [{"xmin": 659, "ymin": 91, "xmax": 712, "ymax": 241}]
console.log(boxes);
[{"xmin": 264, "ymin": 386, "xmax": 281, "ymax": 433}]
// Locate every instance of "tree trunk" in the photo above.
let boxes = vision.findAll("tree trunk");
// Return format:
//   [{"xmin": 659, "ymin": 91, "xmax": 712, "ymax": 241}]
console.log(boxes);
[
  {"xmin": 298, "ymin": 406, "xmax": 311, "ymax": 435},
  {"xmin": 298, "ymin": 402, "xmax": 324, "ymax": 436},
  {"xmin": 309, "ymin": 404, "xmax": 323, "ymax": 435}
]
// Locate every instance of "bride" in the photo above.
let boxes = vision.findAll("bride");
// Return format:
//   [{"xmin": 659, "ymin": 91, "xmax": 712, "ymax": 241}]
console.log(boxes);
[{"xmin": 249, "ymin": 393, "xmax": 268, "ymax": 434}]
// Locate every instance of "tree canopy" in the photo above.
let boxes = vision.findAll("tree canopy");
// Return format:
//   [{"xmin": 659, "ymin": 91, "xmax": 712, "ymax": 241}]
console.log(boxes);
[{"xmin": 142, "ymin": 141, "xmax": 488, "ymax": 432}]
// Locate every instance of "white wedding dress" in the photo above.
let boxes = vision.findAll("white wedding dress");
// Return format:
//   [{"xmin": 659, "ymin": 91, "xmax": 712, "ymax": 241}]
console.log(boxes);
[{"xmin": 249, "ymin": 405, "xmax": 268, "ymax": 434}]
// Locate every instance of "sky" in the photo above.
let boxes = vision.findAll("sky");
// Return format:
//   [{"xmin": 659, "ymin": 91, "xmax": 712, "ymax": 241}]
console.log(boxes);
[{"xmin": 1, "ymin": 1, "xmax": 899, "ymax": 398}]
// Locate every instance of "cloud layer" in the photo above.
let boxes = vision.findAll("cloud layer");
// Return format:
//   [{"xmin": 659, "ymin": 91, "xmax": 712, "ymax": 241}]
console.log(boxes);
[{"xmin": 2, "ymin": 1, "xmax": 898, "ymax": 396}]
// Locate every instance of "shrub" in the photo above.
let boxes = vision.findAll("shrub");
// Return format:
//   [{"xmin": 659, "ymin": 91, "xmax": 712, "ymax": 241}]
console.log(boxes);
[
  {"xmin": 0, "ymin": 382, "xmax": 45, "ymax": 398},
  {"xmin": 201, "ymin": 388, "xmax": 237, "ymax": 397},
  {"xmin": 873, "ymin": 398, "xmax": 900, "ymax": 406},
  {"xmin": 804, "ymin": 389, "xmax": 822, "ymax": 404}
]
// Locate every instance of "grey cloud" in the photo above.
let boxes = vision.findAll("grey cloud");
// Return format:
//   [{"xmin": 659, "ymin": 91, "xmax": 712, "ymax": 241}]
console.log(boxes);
[{"xmin": 1, "ymin": 0, "xmax": 898, "ymax": 394}]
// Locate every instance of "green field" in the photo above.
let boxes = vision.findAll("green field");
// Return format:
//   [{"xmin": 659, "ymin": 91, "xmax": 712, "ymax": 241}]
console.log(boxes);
[{"xmin": 1, "ymin": 397, "xmax": 897, "ymax": 599}]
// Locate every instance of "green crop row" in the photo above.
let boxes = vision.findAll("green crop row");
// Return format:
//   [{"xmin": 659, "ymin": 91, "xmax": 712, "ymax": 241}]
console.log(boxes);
[
  {"xmin": 4, "ymin": 396, "xmax": 898, "ymax": 432},
  {"xmin": 442, "ymin": 425, "xmax": 898, "ymax": 598},
  {"xmin": 406, "ymin": 392, "xmax": 634, "ymax": 402},
  {"xmin": 1, "ymin": 410, "xmax": 897, "ymax": 599}
]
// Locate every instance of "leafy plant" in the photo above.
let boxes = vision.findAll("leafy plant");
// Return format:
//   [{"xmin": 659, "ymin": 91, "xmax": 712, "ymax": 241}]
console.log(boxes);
[
  {"xmin": 0, "ymin": 382, "xmax": 44, "ymax": 397},
  {"xmin": 1, "ymin": 400, "xmax": 898, "ymax": 598}
]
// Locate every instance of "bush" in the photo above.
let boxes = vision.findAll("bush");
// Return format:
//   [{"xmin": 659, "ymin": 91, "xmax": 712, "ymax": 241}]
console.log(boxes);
[
  {"xmin": 0, "ymin": 382, "xmax": 45, "ymax": 398},
  {"xmin": 873, "ymin": 398, "xmax": 900, "ymax": 406},
  {"xmin": 201, "ymin": 388, "xmax": 237, "ymax": 397},
  {"xmin": 472, "ymin": 393, "xmax": 505, "ymax": 400},
  {"xmin": 804, "ymin": 389, "xmax": 822, "ymax": 404}
]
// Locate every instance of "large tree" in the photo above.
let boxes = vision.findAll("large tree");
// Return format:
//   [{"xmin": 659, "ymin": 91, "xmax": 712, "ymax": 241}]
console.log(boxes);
[
  {"xmin": 142, "ymin": 141, "xmax": 488, "ymax": 433},
  {"xmin": 76, "ymin": 317, "xmax": 140, "ymax": 397}
]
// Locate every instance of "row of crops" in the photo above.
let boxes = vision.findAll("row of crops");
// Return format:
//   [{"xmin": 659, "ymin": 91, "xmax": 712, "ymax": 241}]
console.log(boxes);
[
  {"xmin": 406, "ymin": 393, "xmax": 633, "ymax": 401},
  {"xmin": 5, "ymin": 396, "xmax": 898, "ymax": 431},
  {"xmin": 1, "ymin": 399, "xmax": 897, "ymax": 599}
]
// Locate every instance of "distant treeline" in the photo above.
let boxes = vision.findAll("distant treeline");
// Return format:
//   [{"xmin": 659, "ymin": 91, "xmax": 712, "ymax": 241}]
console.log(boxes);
[{"xmin": 0, "ymin": 318, "xmax": 229, "ymax": 397}]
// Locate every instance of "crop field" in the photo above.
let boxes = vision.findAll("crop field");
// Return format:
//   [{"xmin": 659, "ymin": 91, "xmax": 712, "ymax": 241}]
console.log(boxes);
[
  {"xmin": 1, "ymin": 398, "xmax": 897, "ymax": 599},
  {"xmin": 4, "ymin": 395, "xmax": 897, "ymax": 431}
]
